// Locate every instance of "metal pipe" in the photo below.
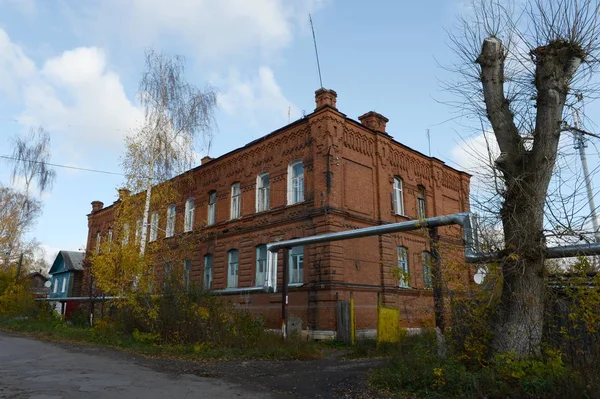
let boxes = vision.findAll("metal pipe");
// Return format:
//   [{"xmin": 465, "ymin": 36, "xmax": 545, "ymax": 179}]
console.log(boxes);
[
  {"xmin": 282, "ymin": 247, "xmax": 289, "ymax": 341},
  {"xmin": 546, "ymin": 242, "xmax": 600, "ymax": 258}
]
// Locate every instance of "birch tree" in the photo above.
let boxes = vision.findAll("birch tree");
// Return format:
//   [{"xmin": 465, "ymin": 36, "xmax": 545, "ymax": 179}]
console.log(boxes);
[{"xmin": 448, "ymin": 0, "xmax": 600, "ymax": 357}]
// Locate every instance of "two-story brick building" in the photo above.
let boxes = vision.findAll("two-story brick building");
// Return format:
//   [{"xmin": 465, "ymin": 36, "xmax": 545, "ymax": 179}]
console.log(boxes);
[{"xmin": 84, "ymin": 88, "xmax": 471, "ymax": 337}]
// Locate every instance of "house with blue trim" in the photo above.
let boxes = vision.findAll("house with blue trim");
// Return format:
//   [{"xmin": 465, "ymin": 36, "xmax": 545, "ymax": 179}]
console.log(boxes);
[{"xmin": 48, "ymin": 251, "xmax": 85, "ymax": 301}]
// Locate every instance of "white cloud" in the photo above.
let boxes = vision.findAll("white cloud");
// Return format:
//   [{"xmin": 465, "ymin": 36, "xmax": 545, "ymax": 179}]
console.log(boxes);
[
  {"xmin": 86, "ymin": 0, "xmax": 324, "ymax": 64},
  {"xmin": 218, "ymin": 66, "xmax": 298, "ymax": 126},
  {"xmin": 0, "ymin": 36, "xmax": 145, "ymax": 147}
]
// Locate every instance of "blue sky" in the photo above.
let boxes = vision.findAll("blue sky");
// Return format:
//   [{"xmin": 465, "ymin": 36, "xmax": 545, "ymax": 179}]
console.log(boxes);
[{"xmin": 1, "ymin": 0, "xmax": 599, "ymax": 266}]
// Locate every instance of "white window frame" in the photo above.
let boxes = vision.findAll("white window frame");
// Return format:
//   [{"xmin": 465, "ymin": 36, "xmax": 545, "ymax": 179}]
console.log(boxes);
[
  {"xmin": 422, "ymin": 251, "xmax": 432, "ymax": 289},
  {"xmin": 256, "ymin": 173, "xmax": 270, "ymax": 212},
  {"xmin": 53, "ymin": 278, "xmax": 58, "ymax": 294},
  {"xmin": 397, "ymin": 246, "xmax": 409, "ymax": 288},
  {"xmin": 393, "ymin": 177, "xmax": 404, "ymax": 215},
  {"xmin": 61, "ymin": 277, "xmax": 67, "ymax": 293},
  {"xmin": 287, "ymin": 161, "xmax": 304, "ymax": 205},
  {"xmin": 184, "ymin": 198, "xmax": 195, "ymax": 232},
  {"xmin": 95, "ymin": 232, "xmax": 101, "ymax": 254},
  {"xmin": 228, "ymin": 250, "xmax": 239, "ymax": 288},
  {"xmin": 166, "ymin": 204, "xmax": 176, "ymax": 237},
  {"xmin": 122, "ymin": 223, "xmax": 130, "ymax": 246},
  {"xmin": 107, "ymin": 229, "xmax": 113, "ymax": 245},
  {"xmin": 207, "ymin": 191, "xmax": 216, "ymax": 225},
  {"xmin": 149, "ymin": 212, "xmax": 159, "ymax": 241},
  {"xmin": 135, "ymin": 219, "xmax": 143, "ymax": 244},
  {"xmin": 204, "ymin": 254, "xmax": 213, "ymax": 290},
  {"xmin": 230, "ymin": 183, "xmax": 241, "ymax": 219},
  {"xmin": 183, "ymin": 259, "xmax": 191, "ymax": 290},
  {"xmin": 417, "ymin": 186, "xmax": 426, "ymax": 219},
  {"xmin": 289, "ymin": 246, "xmax": 304, "ymax": 284},
  {"xmin": 256, "ymin": 245, "xmax": 267, "ymax": 287}
]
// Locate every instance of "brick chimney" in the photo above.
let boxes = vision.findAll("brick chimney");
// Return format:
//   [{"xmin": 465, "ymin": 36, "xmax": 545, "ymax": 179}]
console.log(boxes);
[
  {"xmin": 91, "ymin": 201, "xmax": 104, "ymax": 213},
  {"xmin": 315, "ymin": 88, "xmax": 337, "ymax": 110},
  {"xmin": 358, "ymin": 111, "xmax": 389, "ymax": 133},
  {"xmin": 117, "ymin": 188, "xmax": 130, "ymax": 201},
  {"xmin": 201, "ymin": 156, "xmax": 213, "ymax": 165}
]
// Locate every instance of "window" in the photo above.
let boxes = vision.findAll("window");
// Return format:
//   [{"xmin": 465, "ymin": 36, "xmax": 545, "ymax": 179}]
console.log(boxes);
[
  {"xmin": 417, "ymin": 185, "xmax": 426, "ymax": 219},
  {"xmin": 149, "ymin": 212, "xmax": 159, "ymax": 241},
  {"xmin": 164, "ymin": 262, "xmax": 172, "ymax": 289},
  {"xmin": 203, "ymin": 254, "xmax": 213, "ymax": 290},
  {"xmin": 95, "ymin": 232, "xmax": 101, "ymax": 254},
  {"xmin": 397, "ymin": 246, "xmax": 409, "ymax": 288},
  {"xmin": 136, "ymin": 219, "xmax": 143, "ymax": 244},
  {"xmin": 230, "ymin": 183, "xmax": 241, "ymax": 219},
  {"xmin": 288, "ymin": 161, "xmax": 304, "ymax": 205},
  {"xmin": 122, "ymin": 223, "xmax": 130, "ymax": 246},
  {"xmin": 107, "ymin": 229, "xmax": 113, "ymax": 245},
  {"xmin": 256, "ymin": 173, "xmax": 270, "ymax": 212},
  {"xmin": 53, "ymin": 279, "xmax": 58, "ymax": 294},
  {"xmin": 289, "ymin": 246, "xmax": 304, "ymax": 284},
  {"xmin": 422, "ymin": 251, "xmax": 433, "ymax": 288},
  {"xmin": 393, "ymin": 177, "xmax": 404, "ymax": 215},
  {"xmin": 207, "ymin": 191, "xmax": 216, "ymax": 225},
  {"xmin": 183, "ymin": 259, "xmax": 191, "ymax": 290},
  {"xmin": 228, "ymin": 250, "xmax": 239, "ymax": 288},
  {"xmin": 256, "ymin": 245, "xmax": 267, "ymax": 286},
  {"xmin": 166, "ymin": 204, "xmax": 176, "ymax": 237},
  {"xmin": 61, "ymin": 277, "xmax": 67, "ymax": 293},
  {"xmin": 184, "ymin": 198, "xmax": 195, "ymax": 232}
]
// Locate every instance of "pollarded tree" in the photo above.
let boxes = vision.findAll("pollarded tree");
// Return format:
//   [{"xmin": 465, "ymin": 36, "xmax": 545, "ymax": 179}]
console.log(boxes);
[{"xmin": 448, "ymin": 0, "xmax": 600, "ymax": 356}]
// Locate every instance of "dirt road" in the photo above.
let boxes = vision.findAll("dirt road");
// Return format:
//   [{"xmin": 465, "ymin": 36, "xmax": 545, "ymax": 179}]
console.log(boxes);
[{"xmin": 0, "ymin": 331, "xmax": 382, "ymax": 398}]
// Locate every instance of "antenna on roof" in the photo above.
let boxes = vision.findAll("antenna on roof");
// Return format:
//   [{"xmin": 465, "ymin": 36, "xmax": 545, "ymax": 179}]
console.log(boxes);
[
  {"xmin": 309, "ymin": 14, "xmax": 324, "ymax": 89},
  {"xmin": 288, "ymin": 105, "xmax": 291, "ymax": 124},
  {"xmin": 426, "ymin": 129, "xmax": 431, "ymax": 157}
]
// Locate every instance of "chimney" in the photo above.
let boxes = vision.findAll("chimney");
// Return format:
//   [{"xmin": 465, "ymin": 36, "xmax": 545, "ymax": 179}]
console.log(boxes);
[
  {"xmin": 201, "ymin": 156, "xmax": 213, "ymax": 165},
  {"xmin": 315, "ymin": 88, "xmax": 337, "ymax": 110},
  {"xmin": 117, "ymin": 188, "xmax": 130, "ymax": 201},
  {"xmin": 358, "ymin": 111, "xmax": 389, "ymax": 133},
  {"xmin": 91, "ymin": 201, "xmax": 104, "ymax": 213}
]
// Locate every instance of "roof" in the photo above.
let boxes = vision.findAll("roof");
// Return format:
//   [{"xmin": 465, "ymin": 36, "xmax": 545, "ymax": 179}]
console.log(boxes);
[
  {"xmin": 49, "ymin": 251, "xmax": 85, "ymax": 274},
  {"xmin": 24, "ymin": 271, "xmax": 49, "ymax": 281}
]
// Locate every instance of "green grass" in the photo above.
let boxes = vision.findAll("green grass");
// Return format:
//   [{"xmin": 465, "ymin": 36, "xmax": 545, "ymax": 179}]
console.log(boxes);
[{"xmin": 0, "ymin": 315, "xmax": 322, "ymax": 361}]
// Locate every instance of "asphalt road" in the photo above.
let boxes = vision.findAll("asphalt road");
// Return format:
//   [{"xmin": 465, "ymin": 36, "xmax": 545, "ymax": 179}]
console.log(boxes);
[{"xmin": 0, "ymin": 331, "xmax": 272, "ymax": 399}]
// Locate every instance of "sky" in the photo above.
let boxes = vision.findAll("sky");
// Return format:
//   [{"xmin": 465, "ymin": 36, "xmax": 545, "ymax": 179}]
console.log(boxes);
[{"xmin": 1, "ymin": 0, "xmax": 599, "ymax": 268}]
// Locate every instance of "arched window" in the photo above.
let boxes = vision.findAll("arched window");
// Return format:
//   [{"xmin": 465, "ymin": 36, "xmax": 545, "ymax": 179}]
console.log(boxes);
[
  {"xmin": 392, "ymin": 176, "xmax": 404, "ymax": 215},
  {"xmin": 228, "ymin": 249, "xmax": 239, "ymax": 288},
  {"xmin": 149, "ymin": 212, "xmax": 159, "ymax": 241},
  {"xmin": 166, "ymin": 204, "xmax": 176, "ymax": 237},
  {"xmin": 184, "ymin": 198, "xmax": 195, "ymax": 232},
  {"xmin": 203, "ymin": 254, "xmax": 213, "ymax": 290},
  {"xmin": 230, "ymin": 182, "xmax": 241, "ymax": 219},
  {"xmin": 207, "ymin": 191, "xmax": 217, "ymax": 225},
  {"xmin": 256, "ymin": 172, "xmax": 270, "ymax": 212},
  {"xmin": 397, "ymin": 246, "xmax": 409, "ymax": 288},
  {"xmin": 422, "ymin": 251, "xmax": 433, "ymax": 288},
  {"xmin": 256, "ymin": 245, "xmax": 267, "ymax": 286},
  {"xmin": 95, "ymin": 232, "xmax": 101, "ymax": 254},
  {"xmin": 417, "ymin": 185, "xmax": 426, "ymax": 219},
  {"xmin": 287, "ymin": 161, "xmax": 304, "ymax": 205}
]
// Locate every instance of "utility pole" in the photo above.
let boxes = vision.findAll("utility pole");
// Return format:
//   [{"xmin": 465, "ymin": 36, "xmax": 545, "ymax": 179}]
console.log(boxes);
[{"xmin": 573, "ymin": 109, "xmax": 600, "ymax": 243}]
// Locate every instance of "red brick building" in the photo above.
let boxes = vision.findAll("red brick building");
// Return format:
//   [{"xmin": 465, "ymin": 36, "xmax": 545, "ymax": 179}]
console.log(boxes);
[{"xmin": 84, "ymin": 88, "xmax": 471, "ymax": 337}]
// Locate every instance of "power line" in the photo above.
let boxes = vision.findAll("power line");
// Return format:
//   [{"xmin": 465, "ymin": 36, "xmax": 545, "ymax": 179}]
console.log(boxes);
[{"xmin": 0, "ymin": 155, "xmax": 125, "ymax": 177}]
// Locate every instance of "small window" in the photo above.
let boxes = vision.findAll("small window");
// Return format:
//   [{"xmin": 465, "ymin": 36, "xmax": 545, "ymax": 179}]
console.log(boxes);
[
  {"xmin": 256, "ymin": 245, "xmax": 267, "ymax": 286},
  {"xmin": 149, "ymin": 212, "xmax": 159, "ymax": 241},
  {"xmin": 230, "ymin": 183, "xmax": 241, "ymax": 219},
  {"xmin": 228, "ymin": 249, "xmax": 239, "ymax": 288},
  {"xmin": 203, "ymin": 254, "xmax": 213, "ymax": 290},
  {"xmin": 393, "ymin": 177, "xmax": 404, "ymax": 215},
  {"xmin": 61, "ymin": 277, "xmax": 67, "ymax": 293},
  {"xmin": 53, "ymin": 279, "xmax": 58, "ymax": 294},
  {"xmin": 163, "ymin": 262, "xmax": 172, "ymax": 289},
  {"xmin": 183, "ymin": 259, "xmax": 191, "ymax": 290},
  {"xmin": 256, "ymin": 173, "xmax": 270, "ymax": 212},
  {"xmin": 288, "ymin": 161, "xmax": 304, "ymax": 205},
  {"xmin": 166, "ymin": 204, "xmax": 176, "ymax": 237},
  {"xmin": 289, "ymin": 246, "xmax": 304, "ymax": 284},
  {"xmin": 122, "ymin": 223, "xmax": 130, "ymax": 246},
  {"xmin": 397, "ymin": 246, "xmax": 409, "ymax": 288},
  {"xmin": 207, "ymin": 191, "xmax": 216, "ymax": 225},
  {"xmin": 107, "ymin": 229, "xmax": 113, "ymax": 245},
  {"xmin": 184, "ymin": 198, "xmax": 195, "ymax": 232},
  {"xmin": 95, "ymin": 232, "xmax": 101, "ymax": 254},
  {"xmin": 417, "ymin": 185, "xmax": 426, "ymax": 219},
  {"xmin": 422, "ymin": 251, "xmax": 433, "ymax": 289}
]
